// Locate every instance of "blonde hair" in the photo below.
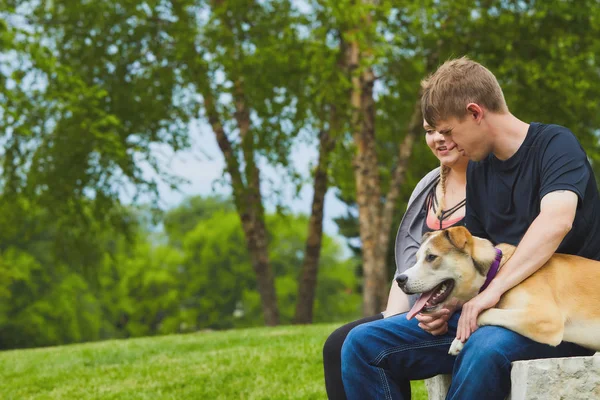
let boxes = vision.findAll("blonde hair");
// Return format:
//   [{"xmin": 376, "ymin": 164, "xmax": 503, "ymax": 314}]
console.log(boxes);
[
  {"xmin": 436, "ymin": 164, "xmax": 451, "ymax": 219},
  {"xmin": 421, "ymin": 56, "xmax": 508, "ymax": 128}
]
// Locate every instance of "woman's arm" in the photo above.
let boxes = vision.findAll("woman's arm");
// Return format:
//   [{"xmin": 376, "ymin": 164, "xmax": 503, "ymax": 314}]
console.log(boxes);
[
  {"xmin": 385, "ymin": 168, "xmax": 440, "ymax": 319},
  {"xmin": 383, "ymin": 282, "xmax": 409, "ymax": 318}
]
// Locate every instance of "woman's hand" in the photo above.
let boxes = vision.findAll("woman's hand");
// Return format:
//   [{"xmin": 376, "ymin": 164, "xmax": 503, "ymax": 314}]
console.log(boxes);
[{"xmin": 416, "ymin": 298, "xmax": 461, "ymax": 335}]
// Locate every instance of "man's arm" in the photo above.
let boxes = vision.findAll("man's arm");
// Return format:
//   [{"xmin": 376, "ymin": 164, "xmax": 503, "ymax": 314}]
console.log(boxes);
[
  {"xmin": 486, "ymin": 190, "xmax": 576, "ymax": 294},
  {"xmin": 456, "ymin": 190, "xmax": 578, "ymax": 341}
]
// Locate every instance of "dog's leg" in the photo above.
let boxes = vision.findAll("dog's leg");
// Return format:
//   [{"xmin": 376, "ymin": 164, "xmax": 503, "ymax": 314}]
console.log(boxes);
[
  {"xmin": 448, "ymin": 338, "xmax": 464, "ymax": 355},
  {"xmin": 563, "ymin": 321, "xmax": 600, "ymax": 351},
  {"xmin": 477, "ymin": 308, "xmax": 564, "ymax": 346},
  {"xmin": 448, "ymin": 308, "xmax": 563, "ymax": 356}
]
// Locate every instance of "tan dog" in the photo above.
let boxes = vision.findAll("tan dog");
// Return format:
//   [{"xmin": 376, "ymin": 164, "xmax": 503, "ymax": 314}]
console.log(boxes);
[{"xmin": 395, "ymin": 226, "xmax": 600, "ymax": 355}]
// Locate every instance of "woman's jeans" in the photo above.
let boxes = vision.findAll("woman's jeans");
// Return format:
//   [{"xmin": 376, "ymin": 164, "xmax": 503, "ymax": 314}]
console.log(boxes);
[{"xmin": 341, "ymin": 312, "xmax": 593, "ymax": 400}]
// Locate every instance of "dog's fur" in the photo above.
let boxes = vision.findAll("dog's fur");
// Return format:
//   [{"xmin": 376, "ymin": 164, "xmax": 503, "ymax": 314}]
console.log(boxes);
[{"xmin": 397, "ymin": 226, "xmax": 600, "ymax": 355}]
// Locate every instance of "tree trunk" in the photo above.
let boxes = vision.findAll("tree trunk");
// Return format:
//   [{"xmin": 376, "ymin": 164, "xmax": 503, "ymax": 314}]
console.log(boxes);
[
  {"xmin": 372, "ymin": 101, "xmax": 422, "ymax": 308},
  {"xmin": 241, "ymin": 211, "xmax": 280, "ymax": 326},
  {"xmin": 344, "ymin": 3, "xmax": 421, "ymax": 316},
  {"xmin": 294, "ymin": 126, "xmax": 336, "ymax": 324},
  {"xmin": 203, "ymin": 85, "xmax": 280, "ymax": 326},
  {"xmin": 344, "ymin": 6, "xmax": 385, "ymax": 316},
  {"xmin": 353, "ymin": 64, "xmax": 383, "ymax": 316}
]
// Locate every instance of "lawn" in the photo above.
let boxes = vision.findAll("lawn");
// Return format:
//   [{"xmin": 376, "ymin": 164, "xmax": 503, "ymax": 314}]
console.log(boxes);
[{"xmin": 0, "ymin": 323, "xmax": 427, "ymax": 399}]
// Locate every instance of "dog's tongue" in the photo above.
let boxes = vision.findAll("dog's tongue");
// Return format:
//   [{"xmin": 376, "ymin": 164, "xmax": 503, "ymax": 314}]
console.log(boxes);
[{"xmin": 406, "ymin": 289, "xmax": 436, "ymax": 320}]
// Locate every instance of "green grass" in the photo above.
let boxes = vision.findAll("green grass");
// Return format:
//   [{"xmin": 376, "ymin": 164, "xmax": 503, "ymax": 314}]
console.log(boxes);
[{"xmin": 0, "ymin": 323, "xmax": 427, "ymax": 399}]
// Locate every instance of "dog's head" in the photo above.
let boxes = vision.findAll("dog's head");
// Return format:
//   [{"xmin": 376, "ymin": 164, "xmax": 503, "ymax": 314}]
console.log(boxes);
[{"xmin": 397, "ymin": 226, "xmax": 502, "ymax": 318}]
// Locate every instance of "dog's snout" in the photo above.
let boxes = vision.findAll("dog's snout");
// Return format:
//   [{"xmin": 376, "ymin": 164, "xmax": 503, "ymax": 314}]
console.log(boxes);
[{"xmin": 396, "ymin": 274, "xmax": 408, "ymax": 287}]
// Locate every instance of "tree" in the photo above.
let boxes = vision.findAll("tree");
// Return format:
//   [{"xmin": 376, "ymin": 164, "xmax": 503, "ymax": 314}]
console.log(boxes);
[
  {"xmin": 0, "ymin": 199, "xmax": 130, "ymax": 349},
  {"xmin": 327, "ymin": 0, "xmax": 600, "ymax": 316},
  {"xmin": 1, "ymin": 0, "xmax": 194, "ymax": 244},
  {"xmin": 172, "ymin": 205, "xmax": 360, "ymax": 329},
  {"xmin": 292, "ymin": 6, "xmax": 352, "ymax": 323},
  {"xmin": 294, "ymin": 128, "xmax": 336, "ymax": 324},
  {"xmin": 105, "ymin": 239, "xmax": 184, "ymax": 337},
  {"xmin": 167, "ymin": 0, "xmax": 314, "ymax": 326},
  {"xmin": 303, "ymin": 0, "xmax": 430, "ymax": 315}
]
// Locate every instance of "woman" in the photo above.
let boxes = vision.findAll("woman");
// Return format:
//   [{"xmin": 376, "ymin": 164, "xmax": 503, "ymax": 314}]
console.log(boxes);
[{"xmin": 322, "ymin": 122, "xmax": 469, "ymax": 399}]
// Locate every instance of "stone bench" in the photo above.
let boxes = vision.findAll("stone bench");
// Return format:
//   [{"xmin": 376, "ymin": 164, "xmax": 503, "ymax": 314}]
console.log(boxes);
[{"xmin": 425, "ymin": 353, "xmax": 600, "ymax": 399}]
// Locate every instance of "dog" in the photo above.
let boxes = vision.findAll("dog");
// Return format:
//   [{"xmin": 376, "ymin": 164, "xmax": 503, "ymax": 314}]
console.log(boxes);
[{"xmin": 395, "ymin": 226, "xmax": 600, "ymax": 355}]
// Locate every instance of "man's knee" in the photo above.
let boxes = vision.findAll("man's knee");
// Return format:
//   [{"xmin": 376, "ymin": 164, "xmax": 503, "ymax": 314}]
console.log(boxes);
[{"xmin": 458, "ymin": 326, "xmax": 513, "ymax": 369}]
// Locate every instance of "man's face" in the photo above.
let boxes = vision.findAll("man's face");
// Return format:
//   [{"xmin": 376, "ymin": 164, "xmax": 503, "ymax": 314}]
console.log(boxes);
[{"xmin": 435, "ymin": 116, "xmax": 491, "ymax": 162}]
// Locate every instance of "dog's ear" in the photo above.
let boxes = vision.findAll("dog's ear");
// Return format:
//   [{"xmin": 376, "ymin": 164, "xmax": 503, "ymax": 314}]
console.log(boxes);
[
  {"xmin": 443, "ymin": 226, "xmax": 472, "ymax": 252},
  {"xmin": 421, "ymin": 231, "xmax": 434, "ymax": 242}
]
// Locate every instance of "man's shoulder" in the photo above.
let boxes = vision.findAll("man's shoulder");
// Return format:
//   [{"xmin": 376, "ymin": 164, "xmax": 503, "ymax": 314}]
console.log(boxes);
[
  {"xmin": 533, "ymin": 122, "xmax": 571, "ymax": 133},
  {"xmin": 529, "ymin": 122, "xmax": 586, "ymax": 163},
  {"xmin": 530, "ymin": 122, "xmax": 578, "ymax": 146}
]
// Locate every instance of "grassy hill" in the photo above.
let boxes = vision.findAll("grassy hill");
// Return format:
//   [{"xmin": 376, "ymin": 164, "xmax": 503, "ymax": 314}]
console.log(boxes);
[{"xmin": 0, "ymin": 323, "xmax": 427, "ymax": 399}]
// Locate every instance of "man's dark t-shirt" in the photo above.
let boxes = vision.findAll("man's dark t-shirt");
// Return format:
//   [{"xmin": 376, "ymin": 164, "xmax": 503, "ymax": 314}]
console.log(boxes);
[{"xmin": 465, "ymin": 122, "xmax": 600, "ymax": 261}]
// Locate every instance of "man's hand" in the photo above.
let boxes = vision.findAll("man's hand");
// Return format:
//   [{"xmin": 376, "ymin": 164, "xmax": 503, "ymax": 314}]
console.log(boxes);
[
  {"xmin": 416, "ymin": 298, "xmax": 461, "ymax": 335},
  {"xmin": 456, "ymin": 288, "xmax": 502, "ymax": 342}
]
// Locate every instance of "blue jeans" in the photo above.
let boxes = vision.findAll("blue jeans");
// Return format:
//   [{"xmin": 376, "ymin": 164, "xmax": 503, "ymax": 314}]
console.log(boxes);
[{"xmin": 341, "ymin": 312, "xmax": 593, "ymax": 400}]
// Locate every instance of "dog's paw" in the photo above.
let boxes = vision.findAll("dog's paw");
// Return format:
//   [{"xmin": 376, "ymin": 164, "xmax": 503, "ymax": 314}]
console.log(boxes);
[{"xmin": 448, "ymin": 338, "xmax": 464, "ymax": 356}]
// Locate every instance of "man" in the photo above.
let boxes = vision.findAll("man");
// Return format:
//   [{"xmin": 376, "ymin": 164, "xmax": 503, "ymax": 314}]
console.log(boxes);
[{"xmin": 341, "ymin": 57, "xmax": 598, "ymax": 399}]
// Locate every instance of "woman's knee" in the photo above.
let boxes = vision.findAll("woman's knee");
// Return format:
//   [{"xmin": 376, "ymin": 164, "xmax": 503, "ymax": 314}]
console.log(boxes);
[
  {"xmin": 324, "ymin": 318, "xmax": 371, "ymax": 363},
  {"xmin": 323, "ymin": 326, "xmax": 347, "ymax": 362}
]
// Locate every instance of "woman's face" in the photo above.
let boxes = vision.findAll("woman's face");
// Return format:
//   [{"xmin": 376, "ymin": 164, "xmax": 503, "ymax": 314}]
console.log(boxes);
[{"xmin": 424, "ymin": 120, "xmax": 463, "ymax": 166}]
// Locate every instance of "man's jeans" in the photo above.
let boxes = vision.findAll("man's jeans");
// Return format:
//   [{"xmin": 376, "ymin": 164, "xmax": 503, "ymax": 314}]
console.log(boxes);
[{"xmin": 341, "ymin": 312, "xmax": 593, "ymax": 400}]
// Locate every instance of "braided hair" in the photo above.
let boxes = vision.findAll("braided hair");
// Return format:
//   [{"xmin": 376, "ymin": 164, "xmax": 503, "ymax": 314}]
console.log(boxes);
[{"xmin": 436, "ymin": 163, "xmax": 451, "ymax": 219}]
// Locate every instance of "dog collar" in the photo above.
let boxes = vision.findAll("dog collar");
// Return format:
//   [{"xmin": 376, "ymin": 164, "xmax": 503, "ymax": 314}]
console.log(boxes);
[{"xmin": 479, "ymin": 248, "xmax": 503, "ymax": 293}]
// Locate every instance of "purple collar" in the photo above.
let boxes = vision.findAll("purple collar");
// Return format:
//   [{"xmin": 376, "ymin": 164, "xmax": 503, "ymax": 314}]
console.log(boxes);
[{"xmin": 479, "ymin": 248, "xmax": 503, "ymax": 293}]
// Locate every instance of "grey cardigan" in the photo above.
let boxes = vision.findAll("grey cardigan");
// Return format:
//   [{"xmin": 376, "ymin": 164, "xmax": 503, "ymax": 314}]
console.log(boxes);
[{"xmin": 393, "ymin": 167, "xmax": 441, "ymax": 307}]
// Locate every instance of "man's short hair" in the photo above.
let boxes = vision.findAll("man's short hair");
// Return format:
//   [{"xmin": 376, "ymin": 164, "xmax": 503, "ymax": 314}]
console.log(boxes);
[{"xmin": 421, "ymin": 57, "xmax": 508, "ymax": 128}]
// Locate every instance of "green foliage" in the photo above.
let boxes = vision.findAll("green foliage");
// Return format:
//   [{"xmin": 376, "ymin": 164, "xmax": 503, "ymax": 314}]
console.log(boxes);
[
  {"xmin": 3, "ymin": 0, "xmax": 600, "ymax": 350},
  {"xmin": 165, "ymin": 204, "xmax": 361, "ymax": 331},
  {"xmin": 162, "ymin": 195, "xmax": 235, "ymax": 246},
  {"xmin": 267, "ymin": 214, "xmax": 362, "ymax": 325},
  {"xmin": 1, "ymin": 0, "xmax": 193, "ymax": 237},
  {"xmin": 0, "ymin": 247, "xmax": 103, "ymax": 348},
  {"xmin": 0, "ymin": 194, "xmax": 359, "ymax": 349},
  {"xmin": 104, "ymin": 239, "xmax": 184, "ymax": 338},
  {"xmin": 178, "ymin": 209, "xmax": 254, "ymax": 330}
]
